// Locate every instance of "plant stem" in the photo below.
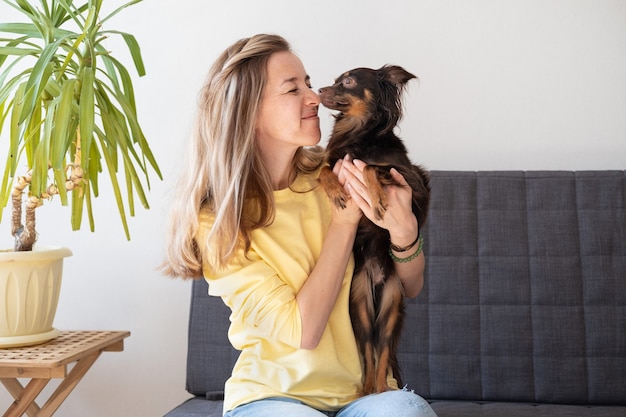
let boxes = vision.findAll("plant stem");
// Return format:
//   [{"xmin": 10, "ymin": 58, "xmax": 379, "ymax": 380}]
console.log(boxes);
[
  {"xmin": 11, "ymin": 172, "xmax": 37, "ymax": 251},
  {"xmin": 9, "ymin": 130, "xmax": 85, "ymax": 251}
]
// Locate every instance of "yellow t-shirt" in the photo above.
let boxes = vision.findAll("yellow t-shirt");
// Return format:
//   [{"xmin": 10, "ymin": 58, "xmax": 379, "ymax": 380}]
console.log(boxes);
[{"xmin": 198, "ymin": 170, "xmax": 363, "ymax": 413}]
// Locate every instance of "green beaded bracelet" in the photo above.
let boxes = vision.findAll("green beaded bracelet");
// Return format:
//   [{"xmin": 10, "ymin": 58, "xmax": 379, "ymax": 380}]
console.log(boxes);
[{"xmin": 389, "ymin": 235, "xmax": 424, "ymax": 263}]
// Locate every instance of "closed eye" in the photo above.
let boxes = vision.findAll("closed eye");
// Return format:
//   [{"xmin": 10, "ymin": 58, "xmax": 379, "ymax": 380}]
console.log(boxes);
[
  {"xmin": 288, "ymin": 83, "xmax": 313, "ymax": 94},
  {"xmin": 283, "ymin": 75, "xmax": 313, "ymax": 94}
]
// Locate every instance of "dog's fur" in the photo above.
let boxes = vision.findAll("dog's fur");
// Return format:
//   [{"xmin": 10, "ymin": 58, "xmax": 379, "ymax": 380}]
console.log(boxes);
[{"xmin": 318, "ymin": 65, "xmax": 430, "ymax": 395}]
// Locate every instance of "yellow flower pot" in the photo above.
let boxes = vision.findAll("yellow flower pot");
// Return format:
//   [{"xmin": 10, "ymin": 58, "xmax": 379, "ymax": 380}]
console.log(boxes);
[{"xmin": 0, "ymin": 246, "xmax": 72, "ymax": 348}]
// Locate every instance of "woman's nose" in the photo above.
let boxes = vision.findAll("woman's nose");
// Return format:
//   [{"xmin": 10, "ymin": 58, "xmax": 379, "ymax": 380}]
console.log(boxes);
[{"xmin": 307, "ymin": 88, "xmax": 320, "ymax": 106}]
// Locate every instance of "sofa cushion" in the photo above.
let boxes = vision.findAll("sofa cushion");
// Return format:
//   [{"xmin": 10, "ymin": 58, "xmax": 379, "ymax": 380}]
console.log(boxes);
[
  {"xmin": 430, "ymin": 401, "xmax": 626, "ymax": 417},
  {"xmin": 186, "ymin": 279, "xmax": 238, "ymax": 397},
  {"xmin": 400, "ymin": 171, "xmax": 626, "ymax": 404},
  {"xmin": 163, "ymin": 397, "xmax": 223, "ymax": 417}
]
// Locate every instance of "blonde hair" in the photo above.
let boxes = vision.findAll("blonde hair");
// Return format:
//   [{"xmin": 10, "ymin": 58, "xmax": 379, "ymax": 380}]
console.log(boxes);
[{"xmin": 161, "ymin": 34, "xmax": 324, "ymax": 278}]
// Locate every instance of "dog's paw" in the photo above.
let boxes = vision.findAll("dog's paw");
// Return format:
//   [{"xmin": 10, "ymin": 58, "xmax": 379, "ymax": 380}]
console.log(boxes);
[
  {"xmin": 363, "ymin": 166, "xmax": 389, "ymax": 220},
  {"xmin": 370, "ymin": 189, "xmax": 388, "ymax": 221},
  {"xmin": 332, "ymin": 192, "xmax": 348, "ymax": 209},
  {"xmin": 319, "ymin": 166, "xmax": 349, "ymax": 209},
  {"xmin": 324, "ymin": 176, "xmax": 349, "ymax": 209},
  {"xmin": 372, "ymin": 198, "xmax": 388, "ymax": 221},
  {"xmin": 362, "ymin": 376, "xmax": 377, "ymax": 397}
]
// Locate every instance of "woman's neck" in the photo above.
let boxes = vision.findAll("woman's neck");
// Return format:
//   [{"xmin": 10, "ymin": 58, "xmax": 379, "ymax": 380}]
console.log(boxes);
[
  {"xmin": 259, "ymin": 146, "xmax": 298, "ymax": 190},
  {"xmin": 269, "ymin": 164, "xmax": 295, "ymax": 190}
]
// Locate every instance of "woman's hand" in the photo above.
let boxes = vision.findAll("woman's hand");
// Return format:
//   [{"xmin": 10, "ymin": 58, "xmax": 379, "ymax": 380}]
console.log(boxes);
[
  {"xmin": 330, "ymin": 155, "xmax": 363, "ymax": 227},
  {"xmin": 340, "ymin": 156, "xmax": 425, "ymax": 299},
  {"xmin": 340, "ymin": 158, "xmax": 418, "ymax": 246}
]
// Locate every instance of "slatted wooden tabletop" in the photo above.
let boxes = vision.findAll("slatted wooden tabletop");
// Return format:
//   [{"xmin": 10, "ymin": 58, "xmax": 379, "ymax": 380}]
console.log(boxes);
[{"xmin": 0, "ymin": 331, "xmax": 130, "ymax": 378}]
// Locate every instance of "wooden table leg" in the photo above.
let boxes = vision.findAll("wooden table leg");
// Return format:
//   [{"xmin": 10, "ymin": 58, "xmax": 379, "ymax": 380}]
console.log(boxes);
[
  {"xmin": 1, "ymin": 351, "xmax": 101, "ymax": 417},
  {"xmin": 1, "ymin": 379, "xmax": 41, "ymax": 417},
  {"xmin": 1, "ymin": 378, "xmax": 48, "ymax": 417},
  {"xmin": 36, "ymin": 351, "xmax": 102, "ymax": 417}
]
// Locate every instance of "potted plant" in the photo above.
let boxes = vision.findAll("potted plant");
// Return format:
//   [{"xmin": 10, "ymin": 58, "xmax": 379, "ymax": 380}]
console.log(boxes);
[{"xmin": 0, "ymin": 0, "xmax": 161, "ymax": 347}]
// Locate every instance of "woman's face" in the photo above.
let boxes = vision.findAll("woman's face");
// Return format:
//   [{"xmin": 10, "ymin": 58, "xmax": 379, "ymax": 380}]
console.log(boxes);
[{"xmin": 256, "ymin": 51, "xmax": 321, "ymax": 156}]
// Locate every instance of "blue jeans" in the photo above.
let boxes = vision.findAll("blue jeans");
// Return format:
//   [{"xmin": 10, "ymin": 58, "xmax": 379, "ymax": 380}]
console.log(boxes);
[{"xmin": 224, "ymin": 389, "xmax": 438, "ymax": 417}]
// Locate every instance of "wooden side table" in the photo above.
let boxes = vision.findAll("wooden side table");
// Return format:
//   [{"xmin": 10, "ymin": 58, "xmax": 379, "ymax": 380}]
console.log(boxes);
[{"xmin": 0, "ymin": 330, "xmax": 130, "ymax": 417}]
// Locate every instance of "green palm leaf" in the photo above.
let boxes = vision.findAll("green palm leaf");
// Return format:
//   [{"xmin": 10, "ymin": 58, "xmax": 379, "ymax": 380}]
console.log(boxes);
[{"xmin": 0, "ymin": 0, "xmax": 160, "ymax": 250}]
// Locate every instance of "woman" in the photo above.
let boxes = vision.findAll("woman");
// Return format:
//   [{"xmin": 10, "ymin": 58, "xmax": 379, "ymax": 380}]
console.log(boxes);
[{"xmin": 162, "ymin": 33, "xmax": 437, "ymax": 417}]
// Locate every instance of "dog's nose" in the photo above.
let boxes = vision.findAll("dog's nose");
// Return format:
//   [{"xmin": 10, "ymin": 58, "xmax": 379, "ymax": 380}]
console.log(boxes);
[{"xmin": 318, "ymin": 87, "xmax": 326, "ymax": 94}]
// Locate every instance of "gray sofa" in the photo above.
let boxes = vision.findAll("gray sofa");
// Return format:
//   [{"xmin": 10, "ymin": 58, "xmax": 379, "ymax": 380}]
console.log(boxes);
[{"xmin": 165, "ymin": 170, "xmax": 626, "ymax": 417}]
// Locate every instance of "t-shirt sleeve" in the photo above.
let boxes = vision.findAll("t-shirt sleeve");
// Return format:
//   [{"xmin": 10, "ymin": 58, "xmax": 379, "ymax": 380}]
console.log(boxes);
[
  {"xmin": 196, "ymin": 208, "xmax": 302, "ymax": 349},
  {"xmin": 204, "ymin": 249, "xmax": 303, "ymax": 349}
]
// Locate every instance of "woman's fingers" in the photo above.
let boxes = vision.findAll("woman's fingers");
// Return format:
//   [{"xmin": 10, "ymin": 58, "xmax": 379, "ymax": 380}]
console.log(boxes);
[
  {"xmin": 342, "ymin": 161, "xmax": 373, "ymax": 208},
  {"xmin": 390, "ymin": 167, "xmax": 408, "ymax": 186}
]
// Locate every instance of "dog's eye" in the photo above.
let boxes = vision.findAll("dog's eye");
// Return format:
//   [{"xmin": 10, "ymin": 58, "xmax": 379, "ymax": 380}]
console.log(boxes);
[{"xmin": 343, "ymin": 77, "xmax": 354, "ymax": 88}]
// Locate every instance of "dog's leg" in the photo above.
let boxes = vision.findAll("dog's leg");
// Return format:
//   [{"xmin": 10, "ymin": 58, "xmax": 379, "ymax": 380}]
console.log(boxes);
[
  {"xmin": 350, "ymin": 268, "xmax": 377, "ymax": 395},
  {"xmin": 363, "ymin": 166, "xmax": 388, "ymax": 220},
  {"xmin": 319, "ymin": 165, "xmax": 349, "ymax": 209},
  {"xmin": 375, "ymin": 276, "xmax": 404, "ymax": 392}
]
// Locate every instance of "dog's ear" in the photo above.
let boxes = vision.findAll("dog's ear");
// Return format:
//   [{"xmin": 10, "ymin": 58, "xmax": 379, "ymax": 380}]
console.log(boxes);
[
  {"xmin": 375, "ymin": 65, "xmax": 417, "ymax": 134},
  {"xmin": 378, "ymin": 65, "xmax": 417, "ymax": 87}
]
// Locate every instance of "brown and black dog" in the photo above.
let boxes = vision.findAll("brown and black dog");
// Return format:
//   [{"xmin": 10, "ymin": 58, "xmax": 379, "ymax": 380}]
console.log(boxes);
[{"xmin": 318, "ymin": 65, "xmax": 430, "ymax": 395}]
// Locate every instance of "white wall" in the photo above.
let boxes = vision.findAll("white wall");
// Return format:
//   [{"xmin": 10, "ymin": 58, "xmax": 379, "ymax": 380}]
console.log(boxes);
[{"xmin": 1, "ymin": 1, "xmax": 624, "ymax": 416}]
